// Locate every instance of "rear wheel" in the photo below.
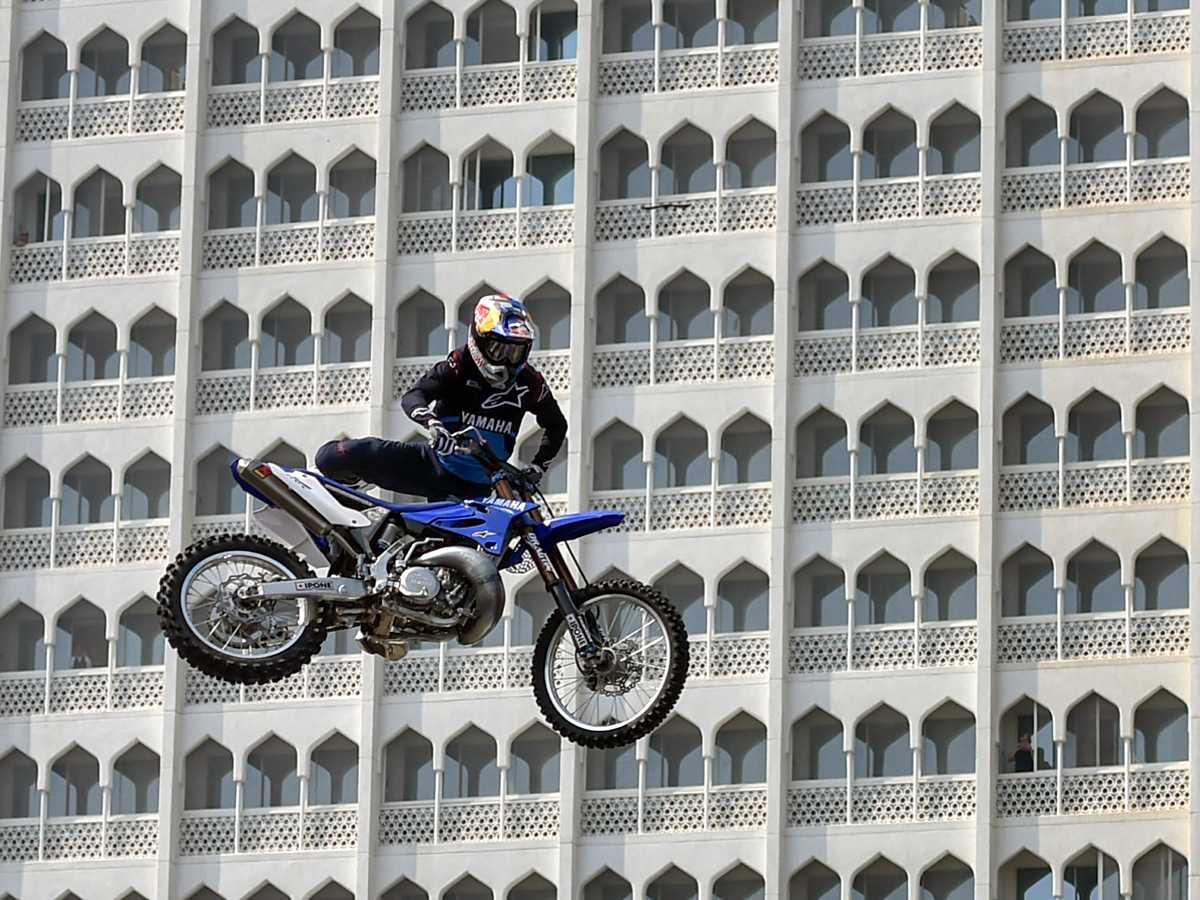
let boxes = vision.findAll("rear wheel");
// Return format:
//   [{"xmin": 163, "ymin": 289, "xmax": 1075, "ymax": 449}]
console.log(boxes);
[
  {"xmin": 158, "ymin": 534, "xmax": 328, "ymax": 684},
  {"xmin": 532, "ymin": 580, "xmax": 688, "ymax": 748}
]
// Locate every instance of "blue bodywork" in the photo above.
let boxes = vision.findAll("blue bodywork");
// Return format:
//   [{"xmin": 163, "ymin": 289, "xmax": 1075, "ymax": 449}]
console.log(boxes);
[{"xmin": 232, "ymin": 460, "xmax": 624, "ymax": 558}]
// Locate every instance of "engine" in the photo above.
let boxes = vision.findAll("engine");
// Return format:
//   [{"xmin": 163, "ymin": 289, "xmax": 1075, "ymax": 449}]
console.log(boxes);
[{"xmin": 383, "ymin": 564, "xmax": 472, "ymax": 622}]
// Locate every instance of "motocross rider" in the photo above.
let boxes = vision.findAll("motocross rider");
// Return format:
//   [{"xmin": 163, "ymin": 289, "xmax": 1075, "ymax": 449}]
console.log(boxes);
[{"xmin": 315, "ymin": 294, "xmax": 567, "ymax": 500}]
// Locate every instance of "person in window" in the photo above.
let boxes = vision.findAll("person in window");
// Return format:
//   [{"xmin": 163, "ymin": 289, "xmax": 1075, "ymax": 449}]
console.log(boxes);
[
  {"xmin": 317, "ymin": 295, "xmax": 566, "ymax": 500},
  {"xmin": 71, "ymin": 650, "xmax": 92, "ymax": 668},
  {"xmin": 1009, "ymin": 733, "xmax": 1034, "ymax": 772}
]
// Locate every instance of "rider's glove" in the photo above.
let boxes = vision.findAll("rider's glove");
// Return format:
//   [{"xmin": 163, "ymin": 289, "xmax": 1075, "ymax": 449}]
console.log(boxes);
[
  {"xmin": 521, "ymin": 462, "xmax": 547, "ymax": 487},
  {"xmin": 427, "ymin": 420, "xmax": 456, "ymax": 456}
]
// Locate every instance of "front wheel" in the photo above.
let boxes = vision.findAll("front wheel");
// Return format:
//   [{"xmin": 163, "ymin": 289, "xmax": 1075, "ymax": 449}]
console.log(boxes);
[
  {"xmin": 532, "ymin": 580, "xmax": 688, "ymax": 748},
  {"xmin": 158, "ymin": 534, "xmax": 329, "ymax": 685}
]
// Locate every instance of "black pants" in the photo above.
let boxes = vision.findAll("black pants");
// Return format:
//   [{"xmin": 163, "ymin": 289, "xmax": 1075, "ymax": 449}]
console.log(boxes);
[{"xmin": 315, "ymin": 438, "xmax": 491, "ymax": 501}]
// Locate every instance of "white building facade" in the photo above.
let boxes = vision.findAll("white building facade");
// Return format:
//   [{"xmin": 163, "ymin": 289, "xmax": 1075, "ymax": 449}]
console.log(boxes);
[{"xmin": 0, "ymin": 0, "xmax": 1196, "ymax": 898}]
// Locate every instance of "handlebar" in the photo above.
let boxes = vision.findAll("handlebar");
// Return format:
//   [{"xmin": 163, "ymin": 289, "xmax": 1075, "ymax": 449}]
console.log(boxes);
[{"xmin": 451, "ymin": 427, "xmax": 531, "ymax": 493}]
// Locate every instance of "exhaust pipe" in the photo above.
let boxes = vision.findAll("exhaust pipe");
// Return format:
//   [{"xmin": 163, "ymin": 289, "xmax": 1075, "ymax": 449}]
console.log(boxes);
[
  {"xmin": 413, "ymin": 545, "xmax": 505, "ymax": 645},
  {"xmin": 236, "ymin": 458, "xmax": 343, "ymax": 545}
]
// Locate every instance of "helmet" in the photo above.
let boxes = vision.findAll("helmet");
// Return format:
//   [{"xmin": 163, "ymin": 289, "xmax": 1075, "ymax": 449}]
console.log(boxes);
[{"xmin": 468, "ymin": 294, "xmax": 535, "ymax": 388}]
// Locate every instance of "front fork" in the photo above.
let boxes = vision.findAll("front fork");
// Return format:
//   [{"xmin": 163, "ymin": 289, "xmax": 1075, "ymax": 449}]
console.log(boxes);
[{"xmin": 518, "ymin": 527, "xmax": 604, "ymax": 665}]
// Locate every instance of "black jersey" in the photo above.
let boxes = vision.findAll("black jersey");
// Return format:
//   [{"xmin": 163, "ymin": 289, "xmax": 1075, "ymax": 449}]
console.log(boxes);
[{"xmin": 402, "ymin": 346, "xmax": 567, "ymax": 484}]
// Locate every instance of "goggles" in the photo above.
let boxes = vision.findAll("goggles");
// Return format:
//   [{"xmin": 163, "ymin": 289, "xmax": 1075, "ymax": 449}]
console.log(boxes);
[{"xmin": 479, "ymin": 335, "xmax": 530, "ymax": 365}]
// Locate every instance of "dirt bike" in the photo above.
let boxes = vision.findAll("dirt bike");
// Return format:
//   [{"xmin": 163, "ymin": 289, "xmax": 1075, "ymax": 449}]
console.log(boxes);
[{"xmin": 157, "ymin": 429, "xmax": 688, "ymax": 748}]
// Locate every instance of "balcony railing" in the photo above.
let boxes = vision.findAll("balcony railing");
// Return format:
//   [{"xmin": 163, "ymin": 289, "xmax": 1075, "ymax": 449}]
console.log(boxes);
[
  {"xmin": 997, "ymin": 458, "xmax": 1190, "ymax": 512},
  {"xmin": 786, "ymin": 775, "xmax": 976, "ymax": 827},
  {"xmin": 794, "ymin": 322, "xmax": 980, "ymax": 376},
  {"xmin": 384, "ymin": 646, "xmax": 533, "ymax": 695},
  {"xmin": 0, "ymin": 666, "xmax": 164, "ymax": 717},
  {"xmin": 194, "ymin": 361, "xmax": 371, "ymax": 416},
  {"xmin": 590, "ymin": 484, "xmax": 772, "ymax": 532},
  {"xmin": 0, "ymin": 521, "xmax": 170, "ymax": 572},
  {"xmin": 995, "ymin": 763, "xmax": 1188, "ymax": 818},
  {"xmin": 401, "ymin": 60, "xmax": 577, "ymax": 112},
  {"xmin": 16, "ymin": 92, "xmax": 185, "ymax": 142},
  {"xmin": 580, "ymin": 786, "xmax": 767, "ymax": 835},
  {"xmin": 598, "ymin": 44, "xmax": 778, "ymax": 96},
  {"xmin": 1003, "ymin": 10, "xmax": 1189, "ymax": 64},
  {"xmin": 792, "ymin": 471, "xmax": 980, "ymax": 524},
  {"xmin": 797, "ymin": 173, "xmax": 982, "ymax": 226},
  {"xmin": 184, "ymin": 655, "xmax": 362, "ymax": 705},
  {"xmin": 10, "ymin": 233, "xmax": 182, "ymax": 284},
  {"xmin": 595, "ymin": 187, "xmax": 776, "ymax": 241},
  {"xmin": 789, "ymin": 621, "xmax": 978, "ymax": 674},
  {"xmin": 1001, "ymin": 159, "xmax": 1190, "ymax": 213},
  {"xmin": 4, "ymin": 374, "xmax": 174, "ymax": 428},
  {"xmin": 179, "ymin": 804, "xmax": 358, "ymax": 855},
  {"xmin": 202, "ymin": 218, "xmax": 375, "ymax": 270},
  {"xmin": 1000, "ymin": 308, "xmax": 1190, "ymax": 364},
  {"xmin": 0, "ymin": 814, "xmax": 159, "ymax": 862},
  {"xmin": 688, "ymin": 633, "xmax": 770, "ymax": 678},
  {"xmin": 378, "ymin": 796, "xmax": 560, "ymax": 845},
  {"xmin": 997, "ymin": 609, "xmax": 1189, "ymax": 664},
  {"xmin": 396, "ymin": 205, "xmax": 573, "ymax": 255},
  {"xmin": 592, "ymin": 336, "xmax": 774, "ymax": 388},
  {"xmin": 798, "ymin": 27, "xmax": 981, "ymax": 80},
  {"xmin": 207, "ymin": 76, "xmax": 379, "ymax": 127},
  {"xmin": 394, "ymin": 350, "xmax": 571, "ymax": 398}
]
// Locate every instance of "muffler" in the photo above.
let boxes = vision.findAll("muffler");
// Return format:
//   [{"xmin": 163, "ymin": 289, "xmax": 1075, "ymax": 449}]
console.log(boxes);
[
  {"xmin": 237, "ymin": 459, "xmax": 334, "ymax": 537},
  {"xmin": 412, "ymin": 545, "xmax": 506, "ymax": 645}
]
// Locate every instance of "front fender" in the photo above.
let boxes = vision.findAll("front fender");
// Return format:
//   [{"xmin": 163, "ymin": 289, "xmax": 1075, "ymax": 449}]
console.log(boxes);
[{"xmin": 533, "ymin": 510, "xmax": 626, "ymax": 549}]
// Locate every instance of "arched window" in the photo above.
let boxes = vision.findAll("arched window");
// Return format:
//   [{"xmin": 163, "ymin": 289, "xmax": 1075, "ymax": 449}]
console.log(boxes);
[
  {"xmin": 118, "ymin": 597, "xmax": 163, "ymax": 666},
  {"xmin": 246, "ymin": 886, "xmax": 288, "ymax": 900},
  {"xmin": 924, "ymin": 550, "xmax": 976, "ymax": 621},
  {"xmin": 323, "ymin": 295, "xmax": 372, "ymax": 363},
  {"xmin": 862, "ymin": 257, "xmax": 917, "ymax": 326},
  {"xmin": 662, "ymin": 0, "xmax": 718, "ymax": 47},
  {"xmin": 853, "ymin": 860, "xmax": 907, "ymax": 900},
  {"xmin": 123, "ymin": 453, "xmax": 170, "ymax": 520},
  {"xmin": 329, "ymin": 151, "xmax": 377, "ymax": 218},
  {"xmin": 245, "ymin": 737, "xmax": 300, "ymax": 807},
  {"xmin": 194, "ymin": 446, "xmax": 241, "ymax": 516},
  {"xmin": 856, "ymin": 707, "xmax": 911, "ymax": 777},
  {"xmin": 928, "ymin": 254, "xmax": 980, "ymax": 322},
  {"xmin": 720, "ymin": 415, "xmax": 771, "ymax": 484},
  {"xmin": 715, "ymin": 714, "xmax": 767, "ymax": 784},
  {"xmin": 333, "ymin": 10, "xmax": 381, "ymax": 76},
  {"xmin": 714, "ymin": 866, "xmax": 765, "ymax": 900},
  {"xmin": 600, "ymin": 130, "xmax": 652, "ymax": 200},
  {"xmin": 21, "ymin": 34, "xmax": 69, "ymax": 101},
  {"xmin": 1135, "ymin": 539, "xmax": 1187, "ymax": 611},
  {"xmin": 799, "ymin": 263, "xmax": 851, "ymax": 333},
  {"xmin": 73, "ymin": 171, "xmax": 125, "ymax": 238},
  {"xmin": 0, "ymin": 750, "xmax": 39, "ymax": 818},
  {"xmin": 11, "ymin": 173, "xmax": 65, "ymax": 245},
  {"xmin": 55, "ymin": 600, "xmax": 105, "ymax": 669},
  {"xmin": 61, "ymin": 457, "xmax": 114, "ymax": 525},
  {"xmin": 929, "ymin": 105, "xmax": 981, "ymax": 174},
  {"xmin": 717, "ymin": 563, "xmax": 769, "ymax": 632},
  {"xmin": 1065, "ymin": 541, "xmax": 1122, "ymax": 614},
  {"xmin": 927, "ymin": 402, "xmax": 979, "ymax": 471},
  {"xmin": 1002, "ymin": 397, "xmax": 1055, "ymax": 465},
  {"xmin": 184, "ymin": 740, "xmax": 235, "ymax": 809},
  {"xmin": 383, "ymin": 880, "xmax": 430, "ymax": 900},
  {"xmin": 0, "ymin": 604, "xmax": 47, "ymax": 672},
  {"xmin": 129, "ymin": 308, "xmax": 176, "ymax": 377},
  {"xmin": 261, "ymin": 298, "xmax": 314, "ymax": 367},
  {"xmin": 654, "ymin": 418, "xmax": 709, "ymax": 487},
  {"xmin": 922, "ymin": 703, "xmax": 975, "ymax": 774},
  {"xmin": 593, "ymin": 421, "xmax": 645, "ymax": 490},
  {"xmin": 384, "ymin": 731, "xmax": 434, "ymax": 801},
  {"xmin": 266, "ymin": 155, "xmax": 318, "ymax": 224},
  {"xmin": 1136, "ymin": 388, "xmax": 1188, "ymax": 458},
  {"xmin": 512, "ymin": 582, "xmax": 558, "ymax": 646},
  {"xmin": 723, "ymin": 269, "xmax": 773, "ymax": 336},
  {"xmin": 862, "ymin": 110, "xmax": 918, "ymax": 178},
  {"xmin": 584, "ymin": 870, "xmax": 632, "ymax": 900},
  {"xmin": 445, "ymin": 876, "xmax": 492, "ymax": 900},
  {"xmin": 658, "ymin": 272, "xmax": 713, "ymax": 340},
  {"xmin": 1001, "ymin": 546, "xmax": 1055, "ymax": 617},
  {"xmin": 270, "ymin": 14, "xmax": 322, "ymax": 82},
  {"xmin": 465, "ymin": 0, "xmax": 520, "ymax": 64},
  {"xmin": 263, "ymin": 442, "xmax": 305, "ymax": 469},
  {"xmin": 796, "ymin": 409, "xmax": 849, "ymax": 477},
  {"xmin": 602, "ymin": 0, "xmax": 654, "ymax": 52},
  {"xmin": 67, "ymin": 313, "xmax": 118, "ymax": 381},
  {"xmin": 402, "ymin": 146, "xmax": 452, "ymax": 212},
  {"xmin": 1064, "ymin": 850, "xmax": 1119, "ymax": 900},
  {"xmin": 405, "ymin": 4, "xmax": 455, "ymax": 69},
  {"xmin": 585, "ymin": 740, "xmax": 638, "ymax": 790},
  {"xmin": 1065, "ymin": 693, "xmax": 1120, "ymax": 767},
  {"xmin": 859, "ymin": 405, "xmax": 917, "ymax": 474},
  {"xmin": 396, "ymin": 291, "xmax": 448, "ymax": 357},
  {"xmin": 800, "ymin": 114, "xmax": 852, "ymax": 182},
  {"xmin": 207, "ymin": 161, "xmax": 256, "ymax": 229},
  {"xmin": 1135, "ymin": 238, "xmax": 1188, "ymax": 310},
  {"xmin": 445, "ymin": 727, "xmax": 500, "ymax": 798},
  {"xmin": 1136, "ymin": 88, "xmax": 1188, "ymax": 159},
  {"xmin": 312, "ymin": 885, "xmax": 354, "ymax": 900},
  {"xmin": 461, "ymin": 140, "xmax": 517, "ymax": 210},
  {"xmin": 1006, "ymin": 99, "xmax": 1058, "ymax": 168},
  {"xmin": 727, "ymin": 0, "xmax": 778, "ymax": 42},
  {"xmin": 647, "ymin": 717, "xmax": 703, "ymax": 787},
  {"xmin": 526, "ymin": 136, "xmax": 575, "ymax": 206},
  {"xmin": 596, "ymin": 277, "xmax": 647, "ymax": 344},
  {"xmin": 1069, "ymin": 93, "xmax": 1125, "ymax": 164},
  {"xmin": 511, "ymin": 724, "xmax": 560, "ymax": 794},
  {"xmin": 141, "ymin": 25, "xmax": 187, "ymax": 93},
  {"xmin": 517, "ymin": 435, "xmax": 567, "ymax": 493},
  {"xmin": 79, "ymin": 29, "xmax": 131, "ymax": 97},
  {"xmin": 865, "ymin": 0, "xmax": 920, "ymax": 31},
  {"xmin": 49, "ymin": 747, "xmax": 101, "ymax": 816},
  {"xmin": 1008, "ymin": 854, "xmax": 1052, "ymax": 900},
  {"xmin": 211, "ymin": 18, "xmax": 260, "ymax": 85},
  {"xmin": 311, "ymin": 734, "xmax": 358, "ymax": 804},
  {"xmin": 508, "ymin": 875, "xmax": 555, "ymax": 900},
  {"xmin": 647, "ymin": 868, "xmax": 698, "ymax": 900},
  {"xmin": 791, "ymin": 709, "xmax": 844, "ymax": 780},
  {"xmin": 726, "ymin": 121, "xmax": 776, "ymax": 189},
  {"xmin": 1132, "ymin": 846, "xmax": 1187, "ymax": 900},
  {"xmin": 134, "ymin": 166, "xmax": 182, "ymax": 232},
  {"xmin": 1066, "ymin": 392, "xmax": 1122, "ymax": 461},
  {"xmin": 524, "ymin": 281, "xmax": 571, "ymax": 350},
  {"xmin": 1004, "ymin": 248, "xmax": 1057, "ymax": 318},
  {"xmin": 1067, "ymin": 242, "xmax": 1123, "ymax": 314},
  {"xmin": 529, "ymin": 0, "xmax": 579, "ymax": 60},
  {"xmin": 7, "ymin": 315, "xmax": 56, "ymax": 385},
  {"xmin": 661, "ymin": 126, "xmax": 716, "ymax": 195},
  {"xmin": 921, "ymin": 859, "xmax": 974, "ymax": 900},
  {"xmin": 4, "ymin": 460, "xmax": 52, "ymax": 529},
  {"xmin": 791, "ymin": 863, "xmax": 840, "ymax": 900},
  {"xmin": 654, "ymin": 564, "xmax": 706, "ymax": 637},
  {"xmin": 1134, "ymin": 690, "xmax": 1187, "ymax": 763},
  {"xmin": 794, "ymin": 558, "xmax": 846, "ymax": 628},
  {"xmin": 113, "ymin": 744, "xmax": 160, "ymax": 814}
]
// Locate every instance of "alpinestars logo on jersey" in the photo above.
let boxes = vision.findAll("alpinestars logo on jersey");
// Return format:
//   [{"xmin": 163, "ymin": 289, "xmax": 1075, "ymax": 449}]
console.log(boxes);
[
  {"xmin": 461, "ymin": 412, "xmax": 516, "ymax": 435},
  {"xmin": 480, "ymin": 380, "xmax": 529, "ymax": 410}
]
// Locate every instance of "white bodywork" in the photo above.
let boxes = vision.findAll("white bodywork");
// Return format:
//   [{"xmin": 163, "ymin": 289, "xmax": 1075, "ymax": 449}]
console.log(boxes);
[
  {"xmin": 252, "ymin": 506, "xmax": 332, "ymax": 569},
  {"xmin": 271, "ymin": 464, "xmax": 372, "ymax": 527}
]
